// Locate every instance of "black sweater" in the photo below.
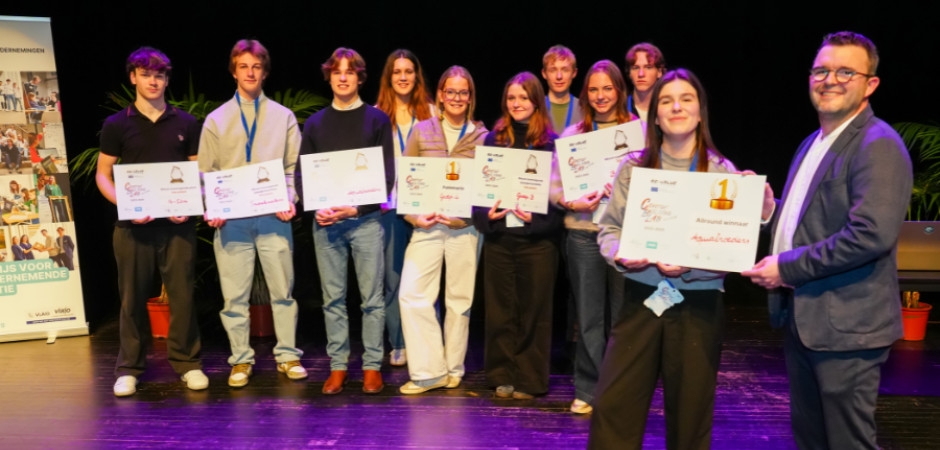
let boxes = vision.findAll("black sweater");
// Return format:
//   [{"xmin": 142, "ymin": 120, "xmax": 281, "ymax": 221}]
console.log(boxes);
[{"xmin": 296, "ymin": 104, "xmax": 395, "ymax": 217}]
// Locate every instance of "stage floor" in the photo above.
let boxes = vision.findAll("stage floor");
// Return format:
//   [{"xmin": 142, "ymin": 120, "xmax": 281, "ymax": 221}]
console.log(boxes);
[{"xmin": 1, "ymin": 301, "xmax": 938, "ymax": 449}]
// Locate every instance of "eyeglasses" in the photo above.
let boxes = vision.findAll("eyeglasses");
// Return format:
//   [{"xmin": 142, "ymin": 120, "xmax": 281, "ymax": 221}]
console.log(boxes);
[
  {"xmin": 809, "ymin": 67, "xmax": 873, "ymax": 83},
  {"xmin": 442, "ymin": 89, "xmax": 470, "ymax": 100}
]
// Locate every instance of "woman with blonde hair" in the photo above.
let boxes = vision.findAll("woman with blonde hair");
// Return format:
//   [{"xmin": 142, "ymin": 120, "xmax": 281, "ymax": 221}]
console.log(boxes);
[
  {"xmin": 374, "ymin": 49, "xmax": 435, "ymax": 367},
  {"xmin": 398, "ymin": 66, "xmax": 487, "ymax": 394}
]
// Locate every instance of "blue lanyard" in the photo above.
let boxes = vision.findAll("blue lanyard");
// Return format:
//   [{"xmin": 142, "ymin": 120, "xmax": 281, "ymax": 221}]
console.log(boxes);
[
  {"xmin": 592, "ymin": 121, "xmax": 598, "ymax": 131},
  {"xmin": 627, "ymin": 95, "xmax": 634, "ymax": 115},
  {"xmin": 458, "ymin": 120, "xmax": 468, "ymax": 141},
  {"xmin": 235, "ymin": 91, "xmax": 259, "ymax": 162},
  {"xmin": 545, "ymin": 93, "xmax": 575, "ymax": 129},
  {"xmin": 395, "ymin": 115, "xmax": 416, "ymax": 153},
  {"xmin": 659, "ymin": 149, "xmax": 699, "ymax": 171}
]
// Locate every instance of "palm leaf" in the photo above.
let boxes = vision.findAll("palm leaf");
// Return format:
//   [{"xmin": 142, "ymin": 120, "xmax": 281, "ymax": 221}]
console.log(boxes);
[{"xmin": 894, "ymin": 122, "xmax": 940, "ymax": 220}]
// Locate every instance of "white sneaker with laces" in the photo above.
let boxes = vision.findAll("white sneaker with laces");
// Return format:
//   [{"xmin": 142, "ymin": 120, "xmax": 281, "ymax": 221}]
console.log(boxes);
[
  {"xmin": 113, "ymin": 375, "xmax": 138, "ymax": 397},
  {"xmin": 181, "ymin": 369, "xmax": 209, "ymax": 391}
]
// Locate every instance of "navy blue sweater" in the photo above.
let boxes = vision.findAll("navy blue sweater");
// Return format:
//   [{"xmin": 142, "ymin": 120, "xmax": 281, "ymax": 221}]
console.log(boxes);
[{"xmin": 296, "ymin": 104, "xmax": 395, "ymax": 217}]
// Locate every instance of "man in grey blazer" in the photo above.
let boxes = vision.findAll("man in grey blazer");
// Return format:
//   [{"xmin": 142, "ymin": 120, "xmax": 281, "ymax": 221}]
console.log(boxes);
[{"xmin": 743, "ymin": 32, "xmax": 912, "ymax": 449}]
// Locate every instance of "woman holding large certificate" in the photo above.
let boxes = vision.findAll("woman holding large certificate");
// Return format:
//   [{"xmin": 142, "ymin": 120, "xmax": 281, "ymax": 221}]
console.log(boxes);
[
  {"xmin": 375, "ymin": 49, "xmax": 436, "ymax": 368},
  {"xmin": 548, "ymin": 60, "xmax": 637, "ymax": 415},
  {"xmin": 397, "ymin": 66, "xmax": 488, "ymax": 394},
  {"xmin": 471, "ymin": 72, "xmax": 564, "ymax": 400},
  {"xmin": 590, "ymin": 69, "xmax": 770, "ymax": 448}
]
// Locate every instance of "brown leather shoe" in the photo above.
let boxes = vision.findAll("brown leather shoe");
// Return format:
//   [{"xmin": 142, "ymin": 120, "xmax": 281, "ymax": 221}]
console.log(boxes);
[
  {"xmin": 322, "ymin": 370, "xmax": 347, "ymax": 395},
  {"xmin": 362, "ymin": 370, "xmax": 384, "ymax": 394}
]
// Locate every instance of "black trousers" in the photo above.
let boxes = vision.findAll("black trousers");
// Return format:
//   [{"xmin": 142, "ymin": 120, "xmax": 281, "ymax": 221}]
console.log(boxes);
[
  {"xmin": 589, "ymin": 279, "xmax": 724, "ymax": 450},
  {"xmin": 114, "ymin": 224, "xmax": 201, "ymax": 377},
  {"xmin": 483, "ymin": 233, "xmax": 558, "ymax": 395}
]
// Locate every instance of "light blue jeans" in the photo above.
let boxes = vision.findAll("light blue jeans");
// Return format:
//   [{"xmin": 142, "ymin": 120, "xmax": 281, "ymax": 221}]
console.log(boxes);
[
  {"xmin": 215, "ymin": 215, "xmax": 302, "ymax": 366},
  {"xmin": 381, "ymin": 211, "xmax": 411, "ymax": 350},
  {"xmin": 313, "ymin": 210, "xmax": 385, "ymax": 371}
]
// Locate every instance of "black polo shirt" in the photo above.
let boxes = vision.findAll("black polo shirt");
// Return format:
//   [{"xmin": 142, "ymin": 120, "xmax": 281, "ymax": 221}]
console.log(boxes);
[{"xmin": 99, "ymin": 103, "xmax": 201, "ymax": 227}]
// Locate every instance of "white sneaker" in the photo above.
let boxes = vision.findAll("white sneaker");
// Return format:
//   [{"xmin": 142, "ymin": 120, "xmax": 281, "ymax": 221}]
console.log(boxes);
[
  {"xmin": 113, "ymin": 375, "xmax": 138, "ymax": 397},
  {"xmin": 389, "ymin": 348, "xmax": 407, "ymax": 366},
  {"xmin": 570, "ymin": 399, "xmax": 593, "ymax": 414},
  {"xmin": 399, "ymin": 376, "xmax": 449, "ymax": 395},
  {"xmin": 181, "ymin": 369, "xmax": 209, "ymax": 391}
]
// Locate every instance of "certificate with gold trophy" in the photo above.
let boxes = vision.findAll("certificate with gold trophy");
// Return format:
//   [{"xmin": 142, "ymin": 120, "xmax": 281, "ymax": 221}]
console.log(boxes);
[
  {"xmin": 114, "ymin": 161, "xmax": 204, "ymax": 220},
  {"xmin": 397, "ymin": 156, "xmax": 475, "ymax": 217},
  {"xmin": 203, "ymin": 159, "xmax": 291, "ymax": 220},
  {"xmin": 471, "ymin": 146, "xmax": 553, "ymax": 214},
  {"xmin": 554, "ymin": 120, "xmax": 645, "ymax": 223},
  {"xmin": 617, "ymin": 167, "xmax": 766, "ymax": 272},
  {"xmin": 299, "ymin": 147, "xmax": 388, "ymax": 211}
]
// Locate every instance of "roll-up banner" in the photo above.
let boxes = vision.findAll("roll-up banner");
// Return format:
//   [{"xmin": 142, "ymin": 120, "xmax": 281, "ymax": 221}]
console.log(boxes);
[{"xmin": 0, "ymin": 16, "xmax": 88, "ymax": 342}]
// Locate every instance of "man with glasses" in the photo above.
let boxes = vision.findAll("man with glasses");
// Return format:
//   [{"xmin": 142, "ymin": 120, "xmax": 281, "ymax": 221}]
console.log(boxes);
[
  {"xmin": 624, "ymin": 42, "xmax": 665, "ymax": 129},
  {"xmin": 541, "ymin": 45, "xmax": 583, "ymax": 132},
  {"xmin": 296, "ymin": 47, "xmax": 394, "ymax": 395},
  {"xmin": 743, "ymin": 32, "xmax": 912, "ymax": 449}
]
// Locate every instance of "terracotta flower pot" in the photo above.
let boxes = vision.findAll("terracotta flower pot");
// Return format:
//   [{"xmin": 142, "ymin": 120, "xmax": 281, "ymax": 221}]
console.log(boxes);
[
  {"xmin": 146, "ymin": 298, "xmax": 170, "ymax": 339},
  {"xmin": 249, "ymin": 303, "xmax": 275, "ymax": 337},
  {"xmin": 901, "ymin": 303, "xmax": 932, "ymax": 341}
]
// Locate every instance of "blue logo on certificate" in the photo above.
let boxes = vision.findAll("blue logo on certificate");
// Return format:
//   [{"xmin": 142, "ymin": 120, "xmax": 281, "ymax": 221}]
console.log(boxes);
[
  {"xmin": 134, "ymin": 207, "xmax": 142, "ymax": 212},
  {"xmin": 646, "ymin": 241, "xmax": 658, "ymax": 249},
  {"xmin": 223, "ymin": 208, "xmax": 231, "ymax": 213},
  {"xmin": 651, "ymin": 187, "xmax": 658, "ymax": 192},
  {"xmin": 579, "ymin": 183, "xmax": 588, "ymax": 189},
  {"xmin": 487, "ymin": 194, "xmax": 494, "ymax": 199}
]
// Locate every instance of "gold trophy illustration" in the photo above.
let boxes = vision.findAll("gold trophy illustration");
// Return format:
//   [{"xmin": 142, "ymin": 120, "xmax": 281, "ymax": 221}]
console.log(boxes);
[
  {"xmin": 445, "ymin": 160, "xmax": 461, "ymax": 180},
  {"xmin": 709, "ymin": 177, "xmax": 736, "ymax": 210}
]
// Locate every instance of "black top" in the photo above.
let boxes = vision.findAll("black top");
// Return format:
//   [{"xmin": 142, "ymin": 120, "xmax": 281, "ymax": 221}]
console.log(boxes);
[
  {"xmin": 296, "ymin": 104, "xmax": 395, "ymax": 217},
  {"xmin": 471, "ymin": 121, "xmax": 564, "ymax": 238},
  {"xmin": 99, "ymin": 103, "xmax": 201, "ymax": 227}
]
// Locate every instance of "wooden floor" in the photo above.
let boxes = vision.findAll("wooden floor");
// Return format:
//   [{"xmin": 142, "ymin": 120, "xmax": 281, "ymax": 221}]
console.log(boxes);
[{"xmin": 1, "ymin": 299, "xmax": 938, "ymax": 449}]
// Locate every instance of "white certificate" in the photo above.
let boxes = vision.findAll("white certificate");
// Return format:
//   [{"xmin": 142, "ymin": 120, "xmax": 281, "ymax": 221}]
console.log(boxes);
[
  {"xmin": 555, "ymin": 121, "xmax": 644, "ymax": 202},
  {"xmin": 397, "ymin": 156, "xmax": 474, "ymax": 217},
  {"xmin": 472, "ymin": 146, "xmax": 553, "ymax": 214},
  {"xmin": 204, "ymin": 159, "xmax": 291, "ymax": 220},
  {"xmin": 617, "ymin": 167, "xmax": 766, "ymax": 272},
  {"xmin": 299, "ymin": 147, "xmax": 388, "ymax": 211},
  {"xmin": 113, "ymin": 161, "xmax": 203, "ymax": 220}
]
